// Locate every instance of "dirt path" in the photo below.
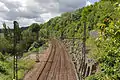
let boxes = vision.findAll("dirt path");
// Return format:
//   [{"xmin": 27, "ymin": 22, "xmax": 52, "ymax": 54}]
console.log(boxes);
[{"xmin": 23, "ymin": 39, "xmax": 78, "ymax": 80}]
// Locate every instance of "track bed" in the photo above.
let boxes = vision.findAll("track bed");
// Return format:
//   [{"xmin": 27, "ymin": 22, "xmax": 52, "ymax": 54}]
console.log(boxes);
[{"xmin": 24, "ymin": 39, "xmax": 78, "ymax": 80}]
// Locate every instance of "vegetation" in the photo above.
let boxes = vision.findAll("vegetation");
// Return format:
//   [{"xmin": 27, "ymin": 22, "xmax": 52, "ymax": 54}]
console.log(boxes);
[
  {"xmin": 0, "ymin": 0, "xmax": 120, "ymax": 80},
  {"xmin": 0, "ymin": 52, "xmax": 35, "ymax": 80},
  {"xmin": 38, "ymin": 0, "xmax": 120, "ymax": 79},
  {"xmin": 0, "ymin": 21, "xmax": 46, "ymax": 80}
]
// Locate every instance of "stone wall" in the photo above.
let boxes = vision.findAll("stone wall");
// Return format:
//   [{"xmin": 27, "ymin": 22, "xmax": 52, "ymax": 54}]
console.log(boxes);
[{"xmin": 62, "ymin": 39, "xmax": 98, "ymax": 79}]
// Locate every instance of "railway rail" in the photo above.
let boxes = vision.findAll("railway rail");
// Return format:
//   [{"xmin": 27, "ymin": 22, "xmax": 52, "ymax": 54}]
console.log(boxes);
[{"xmin": 23, "ymin": 39, "xmax": 78, "ymax": 80}]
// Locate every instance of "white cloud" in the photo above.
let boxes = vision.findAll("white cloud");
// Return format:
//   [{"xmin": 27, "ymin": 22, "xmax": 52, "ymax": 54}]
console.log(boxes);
[
  {"xmin": 86, "ymin": 1, "xmax": 92, "ymax": 6},
  {"xmin": 17, "ymin": 18, "xmax": 36, "ymax": 27},
  {"xmin": 58, "ymin": 0, "xmax": 86, "ymax": 12},
  {"xmin": 41, "ymin": 13, "xmax": 60, "ymax": 22},
  {"xmin": 0, "ymin": 0, "xmax": 99, "ymax": 28},
  {"xmin": 0, "ymin": 2, "xmax": 9, "ymax": 12},
  {"xmin": 0, "ymin": 18, "xmax": 3, "ymax": 28}
]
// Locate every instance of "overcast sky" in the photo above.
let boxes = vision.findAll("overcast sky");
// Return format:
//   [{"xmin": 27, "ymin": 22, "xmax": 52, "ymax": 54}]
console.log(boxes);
[{"xmin": 0, "ymin": 0, "xmax": 99, "ymax": 28}]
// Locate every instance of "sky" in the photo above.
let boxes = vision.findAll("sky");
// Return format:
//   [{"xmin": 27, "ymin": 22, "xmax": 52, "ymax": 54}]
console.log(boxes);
[{"xmin": 0, "ymin": 0, "xmax": 99, "ymax": 28}]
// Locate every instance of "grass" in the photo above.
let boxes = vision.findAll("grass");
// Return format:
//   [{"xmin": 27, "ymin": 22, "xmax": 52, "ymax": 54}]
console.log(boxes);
[
  {"xmin": 86, "ymin": 37, "xmax": 102, "ymax": 62},
  {"xmin": 0, "ymin": 52, "xmax": 35, "ymax": 80},
  {"xmin": 86, "ymin": 30, "xmax": 102, "ymax": 61},
  {"xmin": 0, "ymin": 42, "xmax": 48, "ymax": 80},
  {"xmin": 23, "ymin": 45, "xmax": 46, "ymax": 58},
  {"xmin": 0, "ymin": 33, "xmax": 4, "ymax": 38},
  {"xmin": 17, "ymin": 59, "xmax": 35, "ymax": 79},
  {"xmin": 0, "ymin": 58, "xmax": 35, "ymax": 80}
]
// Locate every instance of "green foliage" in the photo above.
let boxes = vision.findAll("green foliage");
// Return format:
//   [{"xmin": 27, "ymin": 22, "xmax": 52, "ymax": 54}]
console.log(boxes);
[
  {"xmin": 29, "ymin": 23, "xmax": 41, "ymax": 40},
  {"xmin": 0, "ymin": 21, "xmax": 42, "ymax": 54},
  {"xmin": 101, "ymin": 0, "xmax": 118, "ymax": 2},
  {"xmin": 37, "ymin": 0, "xmax": 120, "ymax": 40},
  {"xmin": 17, "ymin": 59, "xmax": 35, "ymax": 79},
  {"xmin": 22, "ymin": 29, "xmax": 36, "ymax": 51},
  {"xmin": 0, "ymin": 37, "xmax": 12, "ymax": 53},
  {"xmin": 2, "ymin": 23, "xmax": 13, "ymax": 41},
  {"xmin": 14, "ymin": 21, "xmax": 22, "ymax": 42},
  {"xmin": 39, "ymin": 29, "xmax": 48, "ymax": 38},
  {"xmin": 0, "ymin": 53, "xmax": 35, "ymax": 80},
  {"xmin": 0, "ymin": 54, "xmax": 12, "ymax": 76},
  {"xmin": 1, "ymin": 0, "xmax": 120, "ymax": 80},
  {"xmin": 0, "ymin": 62, "xmax": 8, "ymax": 75},
  {"xmin": 93, "ymin": 20, "xmax": 120, "ymax": 79},
  {"xmin": 29, "ymin": 23, "xmax": 40, "ymax": 32}
]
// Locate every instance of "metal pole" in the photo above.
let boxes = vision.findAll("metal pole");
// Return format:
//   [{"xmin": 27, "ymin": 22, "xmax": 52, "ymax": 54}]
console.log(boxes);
[
  {"xmin": 71, "ymin": 13, "xmax": 74, "ymax": 54},
  {"xmin": 80, "ymin": 22, "xmax": 86, "ymax": 80},
  {"xmin": 83, "ymin": 22, "xmax": 86, "ymax": 79},
  {"xmin": 16, "ymin": 53, "xmax": 18, "ymax": 80},
  {"xmin": 13, "ymin": 23, "xmax": 16, "ymax": 80},
  {"xmin": 13, "ymin": 21, "xmax": 18, "ymax": 80}
]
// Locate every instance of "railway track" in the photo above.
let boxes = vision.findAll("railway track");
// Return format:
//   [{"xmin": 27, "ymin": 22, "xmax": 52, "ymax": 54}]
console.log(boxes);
[{"xmin": 23, "ymin": 39, "xmax": 78, "ymax": 80}]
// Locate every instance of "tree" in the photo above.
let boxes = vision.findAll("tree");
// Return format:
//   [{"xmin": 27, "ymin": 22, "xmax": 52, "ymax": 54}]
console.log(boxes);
[
  {"xmin": 30, "ymin": 23, "xmax": 40, "ymax": 41},
  {"xmin": 14, "ymin": 21, "xmax": 22, "ymax": 42},
  {"xmin": 3, "ymin": 23, "xmax": 13, "ymax": 41},
  {"xmin": 101, "ymin": 0, "xmax": 118, "ymax": 2},
  {"xmin": 3, "ymin": 23, "xmax": 8, "ymax": 39}
]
